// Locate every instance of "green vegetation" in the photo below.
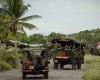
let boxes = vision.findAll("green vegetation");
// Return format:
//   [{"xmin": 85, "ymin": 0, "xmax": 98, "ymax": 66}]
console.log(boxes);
[
  {"xmin": 29, "ymin": 34, "xmax": 46, "ymax": 44},
  {"xmin": 16, "ymin": 33, "xmax": 30, "ymax": 43},
  {"xmin": 16, "ymin": 29, "xmax": 100, "ymax": 48},
  {"xmin": 83, "ymin": 55, "xmax": 100, "ymax": 80},
  {"xmin": 0, "ymin": 46, "xmax": 20, "ymax": 71},
  {"xmin": 67, "ymin": 28, "xmax": 100, "ymax": 47},
  {"xmin": 47, "ymin": 32, "xmax": 66, "ymax": 42},
  {"xmin": 0, "ymin": 0, "xmax": 41, "ymax": 71},
  {"xmin": 0, "ymin": 0, "xmax": 41, "ymax": 40},
  {"xmin": 25, "ymin": 32, "xmax": 66, "ymax": 44}
]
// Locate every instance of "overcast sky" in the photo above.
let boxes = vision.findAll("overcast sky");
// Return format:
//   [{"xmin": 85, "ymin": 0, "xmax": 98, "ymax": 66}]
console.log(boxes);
[{"xmin": 24, "ymin": 0, "xmax": 100, "ymax": 35}]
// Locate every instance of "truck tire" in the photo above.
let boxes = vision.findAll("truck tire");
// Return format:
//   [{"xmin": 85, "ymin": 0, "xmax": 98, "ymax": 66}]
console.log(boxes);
[
  {"xmin": 60, "ymin": 63, "xmax": 64, "ymax": 69},
  {"xmin": 54, "ymin": 62, "xmax": 58, "ymax": 69},
  {"xmin": 77, "ymin": 63, "xmax": 81, "ymax": 69},
  {"xmin": 77, "ymin": 58, "xmax": 81, "ymax": 69},
  {"xmin": 22, "ymin": 72, "xmax": 26, "ymax": 79},
  {"xmin": 44, "ymin": 72, "xmax": 48, "ymax": 79}
]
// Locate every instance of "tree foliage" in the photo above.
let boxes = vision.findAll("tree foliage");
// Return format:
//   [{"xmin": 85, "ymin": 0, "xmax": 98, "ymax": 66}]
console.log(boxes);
[
  {"xmin": 29, "ymin": 34, "xmax": 46, "ymax": 44},
  {"xmin": 67, "ymin": 28, "xmax": 100, "ymax": 47},
  {"xmin": 16, "ymin": 32, "xmax": 30, "ymax": 43},
  {"xmin": 0, "ymin": 46, "xmax": 20, "ymax": 71},
  {"xmin": 0, "ymin": 0, "xmax": 41, "ymax": 71},
  {"xmin": 47, "ymin": 32, "xmax": 66, "ymax": 42},
  {"xmin": 0, "ymin": 0, "xmax": 41, "ymax": 40}
]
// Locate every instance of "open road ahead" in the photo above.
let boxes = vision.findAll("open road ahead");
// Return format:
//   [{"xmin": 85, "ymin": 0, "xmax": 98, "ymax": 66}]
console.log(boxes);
[{"xmin": 0, "ymin": 65, "xmax": 85, "ymax": 80}]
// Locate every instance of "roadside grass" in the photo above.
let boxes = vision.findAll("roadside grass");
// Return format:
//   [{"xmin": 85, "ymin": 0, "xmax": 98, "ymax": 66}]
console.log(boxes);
[{"xmin": 83, "ymin": 54, "xmax": 100, "ymax": 80}]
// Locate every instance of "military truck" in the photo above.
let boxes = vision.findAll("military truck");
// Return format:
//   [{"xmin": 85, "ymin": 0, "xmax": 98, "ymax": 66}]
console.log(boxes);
[
  {"xmin": 21, "ymin": 46, "xmax": 50, "ymax": 79},
  {"xmin": 51, "ymin": 39, "xmax": 85, "ymax": 70}
]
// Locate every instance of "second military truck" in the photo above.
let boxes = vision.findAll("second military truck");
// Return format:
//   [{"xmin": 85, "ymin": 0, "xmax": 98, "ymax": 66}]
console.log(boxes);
[{"xmin": 51, "ymin": 39, "xmax": 85, "ymax": 70}]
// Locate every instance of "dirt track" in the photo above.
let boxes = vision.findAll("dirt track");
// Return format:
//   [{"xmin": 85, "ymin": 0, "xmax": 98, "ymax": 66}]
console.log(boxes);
[{"xmin": 0, "ymin": 65, "xmax": 85, "ymax": 80}]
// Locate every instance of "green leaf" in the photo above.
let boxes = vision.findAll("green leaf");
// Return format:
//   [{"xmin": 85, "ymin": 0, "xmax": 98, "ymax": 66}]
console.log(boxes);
[
  {"xmin": 19, "ymin": 22, "xmax": 37, "ymax": 29},
  {"xmin": 20, "ymin": 15, "xmax": 41, "ymax": 21}
]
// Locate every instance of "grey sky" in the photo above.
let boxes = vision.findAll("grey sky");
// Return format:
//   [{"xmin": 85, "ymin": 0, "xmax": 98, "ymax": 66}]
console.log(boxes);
[{"xmin": 24, "ymin": 0, "xmax": 100, "ymax": 35}]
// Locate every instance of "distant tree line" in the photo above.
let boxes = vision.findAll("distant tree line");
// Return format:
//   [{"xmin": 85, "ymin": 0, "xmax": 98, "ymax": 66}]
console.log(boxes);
[
  {"xmin": 18, "ymin": 32, "xmax": 66, "ymax": 44},
  {"xmin": 19, "ymin": 28, "xmax": 100, "ymax": 48},
  {"xmin": 67, "ymin": 28, "xmax": 100, "ymax": 47}
]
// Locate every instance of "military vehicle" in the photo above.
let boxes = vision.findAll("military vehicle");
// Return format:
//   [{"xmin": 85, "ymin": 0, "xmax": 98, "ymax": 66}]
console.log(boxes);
[
  {"xmin": 21, "ymin": 46, "xmax": 50, "ymax": 79},
  {"xmin": 51, "ymin": 39, "xmax": 85, "ymax": 70}
]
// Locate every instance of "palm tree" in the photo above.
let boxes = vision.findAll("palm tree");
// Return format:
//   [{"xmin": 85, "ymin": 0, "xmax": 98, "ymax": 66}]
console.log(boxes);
[{"xmin": 0, "ymin": 0, "xmax": 41, "ymax": 39}]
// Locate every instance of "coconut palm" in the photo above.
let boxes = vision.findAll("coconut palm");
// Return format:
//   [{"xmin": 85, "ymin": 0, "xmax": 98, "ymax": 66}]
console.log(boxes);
[{"xmin": 0, "ymin": 0, "xmax": 41, "ymax": 39}]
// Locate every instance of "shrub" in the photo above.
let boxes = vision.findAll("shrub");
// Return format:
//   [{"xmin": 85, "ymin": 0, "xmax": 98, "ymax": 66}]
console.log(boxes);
[
  {"xmin": 0, "ymin": 61, "xmax": 12, "ymax": 71},
  {"xmin": 0, "ymin": 46, "xmax": 20, "ymax": 71},
  {"xmin": 5, "ymin": 50, "xmax": 20, "ymax": 68}
]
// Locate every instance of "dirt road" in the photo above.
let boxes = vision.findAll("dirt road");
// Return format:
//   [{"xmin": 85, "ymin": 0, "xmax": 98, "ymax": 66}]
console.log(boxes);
[{"xmin": 0, "ymin": 65, "xmax": 85, "ymax": 80}]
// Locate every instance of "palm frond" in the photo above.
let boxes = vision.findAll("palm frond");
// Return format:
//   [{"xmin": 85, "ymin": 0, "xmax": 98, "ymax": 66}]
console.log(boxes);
[
  {"xmin": 0, "ymin": 0, "xmax": 40, "ymax": 39},
  {"xmin": 20, "ymin": 15, "xmax": 41, "ymax": 21},
  {"xmin": 0, "ymin": 8, "xmax": 4, "ymax": 15},
  {"xmin": 19, "ymin": 22, "xmax": 37, "ymax": 30},
  {"xmin": 0, "ymin": 0, "xmax": 4, "ymax": 5},
  {"xmin": 4, "ymin": 0, "xmax": 25, "ymax": 18},
  {"xmin": 19, "ymin": 5, "xmax": 28, "ymax": 17}
]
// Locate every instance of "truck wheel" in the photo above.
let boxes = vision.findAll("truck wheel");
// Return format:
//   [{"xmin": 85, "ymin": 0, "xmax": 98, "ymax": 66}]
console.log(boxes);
[
  {"xmin": 77, "ymin": 63, "xmax": 81, "ymax": 69},
  {"xmin": 60, "ymin": 63, "xmax": 64, "ymax": 69},
  {"xmin": 22, "ymin": 73, "xmax": 26, "ymax": 79},
  {"xmin": 72, "ymin": 64, "xmax": 76, "ymax": 70},
  {"xmin": 81, "ymin": 58, "xmax": 84, "ymax": 64},
  {"xmin": 44, "ymin": 72, "xmax": 48, "ymax": 79},
  {"xmin": 54, "ymin": 62, "xmax": 58, "ymax": 69}
]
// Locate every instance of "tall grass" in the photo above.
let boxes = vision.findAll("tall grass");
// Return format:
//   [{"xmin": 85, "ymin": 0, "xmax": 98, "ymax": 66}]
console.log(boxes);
[{"xmin": 83, "ymin": 54, "xmax": 100, "ymax": 80}]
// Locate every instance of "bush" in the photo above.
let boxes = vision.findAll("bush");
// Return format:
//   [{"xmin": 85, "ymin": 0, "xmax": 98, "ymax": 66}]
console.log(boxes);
[
  {"xmin": 0, "ymin": 61, "xmax": 12, "ymax": 71},
  {"xmin": 0, "ymin": 46, "xmax": 20, "ymax": 71},
  {"xmin": 5, "ymin": 50, "xmax": 20, "ymax": 68}
]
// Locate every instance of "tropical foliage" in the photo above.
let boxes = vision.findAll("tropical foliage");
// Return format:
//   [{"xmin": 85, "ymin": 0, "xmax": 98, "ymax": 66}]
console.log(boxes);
[
  {"xmin": 15, "ymin": 28, "xmax": 100, "ymax": 48},
  {"xmin": 67, "ymin": 28, "xmax": 100, "ymax": 47},
  {"xmin": 0, "ymin": 0, "xmax": 41, "ymax": 71},
  {"xmin": 47, "ymin": 32, "xmax": 66, "ymax": 42},
  {"xmin": 16, "ymin": 33, "xmax": 30, "ymax": 43},
  {"xmin": 29, "ymin": 34, "xmax": 46, "ymax": 44},
  {"xmin": 0, "ymin": 46, "xmax": 20, "ymax": 71},
  {"xmin": 0, "ymin": 0, "xmax": 41, "ymax": 40}
]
